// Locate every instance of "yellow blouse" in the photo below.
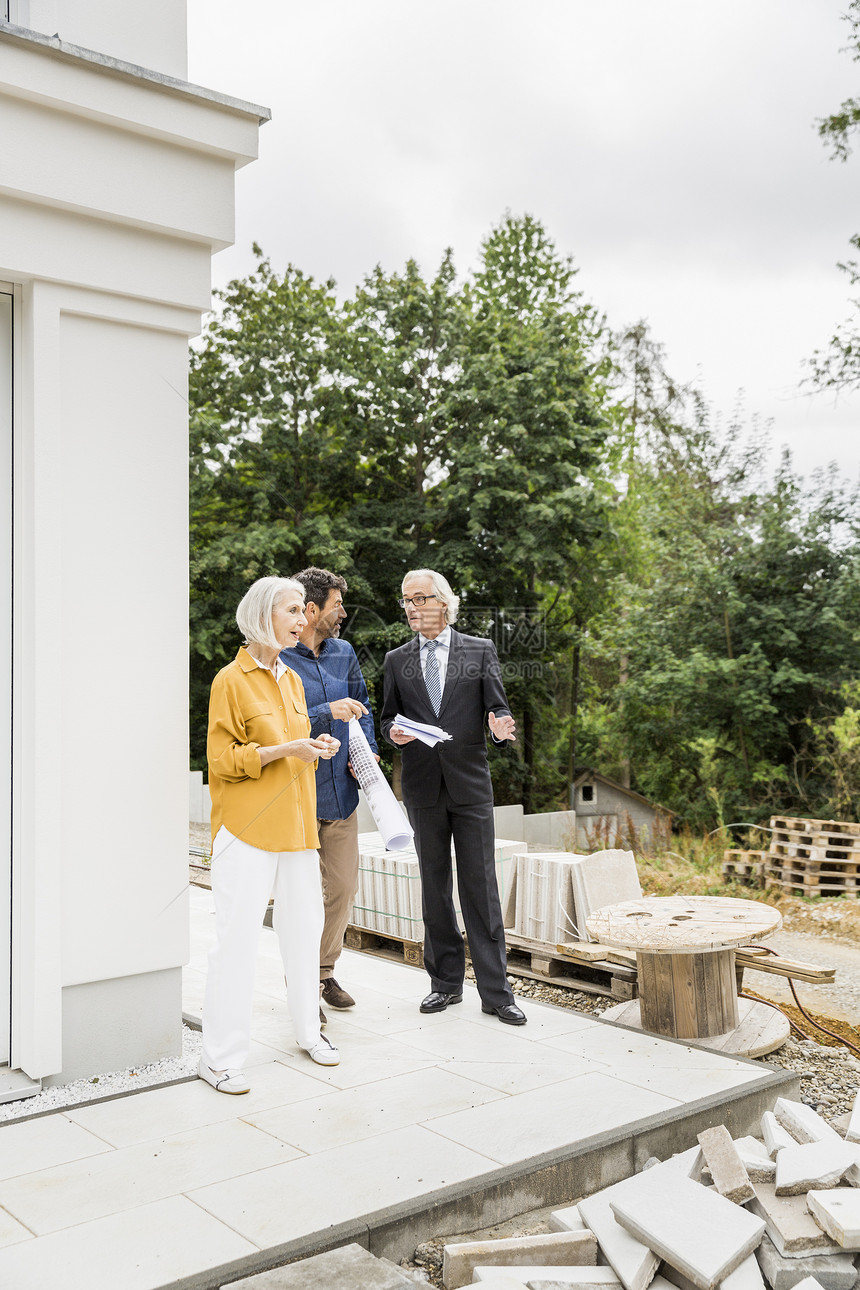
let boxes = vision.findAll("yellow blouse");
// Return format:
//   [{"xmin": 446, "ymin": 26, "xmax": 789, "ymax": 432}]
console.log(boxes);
[{"xmin": 207, "ymin": 647, "xmax": 320, "ymax": 853}]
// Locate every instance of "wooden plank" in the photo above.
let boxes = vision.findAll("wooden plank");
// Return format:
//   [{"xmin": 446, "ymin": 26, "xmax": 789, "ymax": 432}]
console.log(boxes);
[
  {"xmin": 734, "ymin": 948, "xmax": 835, "ymax": 983},
  {"xmin": 669, "ymin": 952, "xmax": 698, "ymax": 1038},
  {"xmin": 652, "ymin": 953, "xmax": 677, "ymax": 1035},
  {"xmin": 637, "ymin": 951, "xmax": 660, "ymax": 1031}
]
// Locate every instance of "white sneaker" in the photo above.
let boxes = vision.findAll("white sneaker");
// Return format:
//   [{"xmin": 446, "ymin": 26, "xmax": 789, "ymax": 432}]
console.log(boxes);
[
  {"xmin": 197, "ymin": 1057, "xmax": 250, "ymax": 1094},
  {"xmin": 304, "ymin": 1035, "xmax": 340, "ymax": 1066}
]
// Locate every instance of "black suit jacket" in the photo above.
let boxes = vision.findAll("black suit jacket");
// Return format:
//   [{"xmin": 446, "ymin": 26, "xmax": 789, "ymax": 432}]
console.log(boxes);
[{"xmin": 381, "ymin": 630, "xmax": 512, "ymax": 808}]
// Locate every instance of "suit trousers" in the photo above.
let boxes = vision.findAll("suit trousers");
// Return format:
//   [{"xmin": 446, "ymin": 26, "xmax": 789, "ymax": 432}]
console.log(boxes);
[
  {"xmin": 202, "ymin": 826, "xmax": 323, "ymax": 1068},
  {"xmin": 407, "ymin": 783, "xmax": 514, "ymax": 1010},
  {"xmin": 317, "ymin": 810, "xmax": 359, "ymax": 980}
]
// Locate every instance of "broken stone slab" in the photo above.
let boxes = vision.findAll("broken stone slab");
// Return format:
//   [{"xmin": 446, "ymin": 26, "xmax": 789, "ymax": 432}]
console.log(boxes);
[
  {"xmin": 550, "ymin": 1208, "xmax": 588, "ymax": 1233},
  {"xmin": 754, "ymin": 1232, "xmax": 858, "ymax": 1290},
  {"xmin": 698, "ymin": 1126, "xmax": 755, "ymax": 1205},
  {"xmin": 576, "ymin": 1178, "xmax": 660, "ymax": 1290},
  {"xmin": 663, "ymin": 1147, "xmax": 706, "ymax": 1180},
  {"xmin": 774, "ymin": 1141, "xmax": 860, "ymax": 1196},
  {"xmin": 807, "ymin": 1190, "xmax": 860, "ymax": 1251},
  {"xmin": 788, "ymin": 1280, "xmax": 827, "ymax": 1290},
  {"xmin": 469, "ymin": 1274, "xmax": 530, "ymax": 1289},
  {"xmin": 660, "ymin": 1253, "xmax": 764, "ymax": 1290},
  {"xmin": 774, "ymin": 1100, "xmax": 843, "ymax": 1148},
  {"xmin": 733, "ymin": 1137, "xmax": 777, "ymax": 1183},
  {"xmin": 474, "ymin": 1267, "xmax": 621, "ymax": 1290},
  {"xmin": 747, "ymin": 1185, "xmax": 842, "ymax": 1258},
  {"xmin": 443, "ymin": 1231, "xmax": 597, "ymax": 1290},
  {"xmin": 225, "ymin": 1243, "xmax": 418, "ymax": 1288},
  {"xmin": 763, "ymin": 1112, "xmax": 799, "ymax": 1159},
  {"xmin": 846, "ymin": 1091, "xmax": 860, "ymax": 1145},
  {"xmin": 609, "ymin": 1171, "xmax": 765, "ymax": 1290}
]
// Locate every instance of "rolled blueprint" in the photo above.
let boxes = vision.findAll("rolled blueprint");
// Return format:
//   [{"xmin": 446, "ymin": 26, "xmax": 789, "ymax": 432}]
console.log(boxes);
[{"xmin": 348, "ymin": 718, "xmax": 414, "ymax": 851}]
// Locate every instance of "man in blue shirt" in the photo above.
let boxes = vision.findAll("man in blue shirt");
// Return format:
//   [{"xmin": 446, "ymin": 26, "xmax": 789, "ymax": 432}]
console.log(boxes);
[{"xmin": 281, "ymin": 567, "xmax": 378, "ymax": 1018}]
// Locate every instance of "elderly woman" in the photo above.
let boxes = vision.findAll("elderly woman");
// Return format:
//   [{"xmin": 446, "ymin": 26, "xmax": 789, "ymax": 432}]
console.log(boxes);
[{"xmin": 200, "ymin": 576, "xmax": 341, "ymax": 1094}]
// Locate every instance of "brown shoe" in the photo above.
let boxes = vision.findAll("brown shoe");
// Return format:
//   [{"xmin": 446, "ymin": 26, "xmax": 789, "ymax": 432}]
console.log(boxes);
[{"xmin": 321, "ymin": 977, "xmax": 355, "ymax": 1009}]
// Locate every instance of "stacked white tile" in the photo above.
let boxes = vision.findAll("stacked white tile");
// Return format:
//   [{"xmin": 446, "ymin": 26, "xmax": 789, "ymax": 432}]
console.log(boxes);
[
  {"xmin": 512, "ymin": 853, "xmax": 580, "ymax": 944},
  {"xmin": 350, "ymin": 833, "xmax": 524, "ymax": 942}
]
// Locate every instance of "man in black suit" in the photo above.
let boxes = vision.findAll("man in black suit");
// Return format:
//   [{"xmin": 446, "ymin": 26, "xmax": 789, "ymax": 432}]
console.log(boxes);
[{"xmin": 381, "ymin": 569, "xmax": 526, "ymax": 1025}]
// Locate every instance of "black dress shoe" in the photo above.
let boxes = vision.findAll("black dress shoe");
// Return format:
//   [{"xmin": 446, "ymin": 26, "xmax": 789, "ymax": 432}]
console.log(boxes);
[
  {"xmin": 419, "ymin": 990, "xmax": 464, "ymax": 1014},
  {"xmin": 482, "ymin": 1002, "xmax": 527, "ymax": 1026}
]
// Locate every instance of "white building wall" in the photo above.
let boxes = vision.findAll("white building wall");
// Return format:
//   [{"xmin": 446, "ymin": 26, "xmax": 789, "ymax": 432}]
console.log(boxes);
[
  {"xmin": 0, "ymin": 14, "xmax": 268, "ymax": 1082},
  {"xmin": 15, "ymin": 0, "xmax": 188, "ymax": 77}
]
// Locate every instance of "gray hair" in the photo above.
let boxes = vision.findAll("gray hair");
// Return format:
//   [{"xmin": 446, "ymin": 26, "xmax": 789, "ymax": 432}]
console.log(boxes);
[
  {"xmin": 236, "ymin": 576, "xmax": 305, "ymax": 650},
  {"xmin": 402, "ymin": 568, "xmax": 460, "ymax": 624}
]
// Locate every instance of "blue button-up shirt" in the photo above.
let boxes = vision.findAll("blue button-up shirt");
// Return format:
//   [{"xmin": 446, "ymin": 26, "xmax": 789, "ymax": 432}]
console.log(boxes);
[{"xmin": 280, "ymin": 637, "xmax": 378, "ymax": 821}]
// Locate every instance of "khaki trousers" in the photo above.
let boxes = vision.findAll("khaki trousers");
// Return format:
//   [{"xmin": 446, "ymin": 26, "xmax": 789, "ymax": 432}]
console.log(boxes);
[{"xmin": 318, "ymin": 810, "xmax": 360, "ymax": 980}]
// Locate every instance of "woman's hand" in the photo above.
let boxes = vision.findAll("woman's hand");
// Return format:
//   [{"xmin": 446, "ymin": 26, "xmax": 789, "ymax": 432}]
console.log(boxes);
[{"xmin": 259, "ymin": 736, "xmax": 340, "ymax": 766}]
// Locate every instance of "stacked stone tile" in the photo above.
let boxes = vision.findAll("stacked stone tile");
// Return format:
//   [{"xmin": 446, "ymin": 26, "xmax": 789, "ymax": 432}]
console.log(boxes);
[
  {"xmin": 766, "ymin": 817, "xmax": 860, "ymax": 898},
  {"xmin": 350, "ymin": 832, "xmax": 523, "ymax": 943},
  {"xmin": 442, "ymin": 1090, "xmax": 860, "ymax": 1290}
]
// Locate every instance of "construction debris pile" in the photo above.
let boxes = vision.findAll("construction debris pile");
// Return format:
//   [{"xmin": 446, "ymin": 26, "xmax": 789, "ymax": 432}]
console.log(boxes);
[
  {"xmin": 440, "ymin": 1093, "xmax": 860, "ymax": 1290},
  {"xmin": 724, "ymin": 818, "xmax": 860, "ymax": 898}
]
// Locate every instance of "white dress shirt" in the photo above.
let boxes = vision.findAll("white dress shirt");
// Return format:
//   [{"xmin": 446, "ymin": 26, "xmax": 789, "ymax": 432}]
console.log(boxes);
[
  {"xmin": 418, "ymin": 625, "xmax": 451, "ymax": 700},
  {"xmin": 245, "ymin": 649, "xmax": 289, "ymax": 682}
]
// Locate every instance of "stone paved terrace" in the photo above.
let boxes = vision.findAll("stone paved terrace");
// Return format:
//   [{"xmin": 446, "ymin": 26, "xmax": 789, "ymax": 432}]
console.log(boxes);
[{"xmin": 0, "ymin": 888, "xmax": 799, "ymax": 1290}]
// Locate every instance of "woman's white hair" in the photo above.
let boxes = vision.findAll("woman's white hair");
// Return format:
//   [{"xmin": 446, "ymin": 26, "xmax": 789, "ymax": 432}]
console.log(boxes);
[
  {"xmin": 402, "ymin": 568, "xmax": 460, "ymax": 624},
  {"xmin": 236, "ymin": 576, "xmax": 305, "ymax": 650}
]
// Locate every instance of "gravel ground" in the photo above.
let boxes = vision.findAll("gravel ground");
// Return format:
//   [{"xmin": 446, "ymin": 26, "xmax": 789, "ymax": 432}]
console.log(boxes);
[{"xmin": 0, "ymin": 1025, "xmax": 203, "ymax": 1124}]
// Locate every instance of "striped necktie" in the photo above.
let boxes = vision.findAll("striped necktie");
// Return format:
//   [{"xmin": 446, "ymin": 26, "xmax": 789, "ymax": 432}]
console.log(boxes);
[{"xmin": 424, "ymin": 639, "xmax": 441, "ymax": 715}]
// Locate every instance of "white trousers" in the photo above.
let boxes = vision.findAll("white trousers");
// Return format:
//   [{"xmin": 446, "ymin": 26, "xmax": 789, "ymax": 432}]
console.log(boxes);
[{"xmin": 202, "ymin": 826, "xmax": 324, "ymax": 1069}]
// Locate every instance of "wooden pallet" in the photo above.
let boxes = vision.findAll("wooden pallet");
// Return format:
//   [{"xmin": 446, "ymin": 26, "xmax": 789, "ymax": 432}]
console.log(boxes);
[
  {"xmin": 189, "ymin": 861, "xmax": 211, "ymax": 889},
  {"xmin": 765, "ymin": 814, "xmax": 860, "ymax": 895},
  {"xmin": 722, "ymin": 850, "xmax": 767, "ymax": 886},
  {"xmin": 344, "ymin": 924, "xmax": 424, "ymax": 968},
  {"xmin": 770, "ymin": 815, "xmax": 860, "ymax": 838},
  {"xmin": 504, "ymin": 932, "xmax": 638, "ymax": 1000}
]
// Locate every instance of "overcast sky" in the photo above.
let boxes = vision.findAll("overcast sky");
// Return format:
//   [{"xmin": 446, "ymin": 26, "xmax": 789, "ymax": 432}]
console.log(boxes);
[{"xmin": 187, "ymin": 1, "xmax": 860, "ymax": 483}]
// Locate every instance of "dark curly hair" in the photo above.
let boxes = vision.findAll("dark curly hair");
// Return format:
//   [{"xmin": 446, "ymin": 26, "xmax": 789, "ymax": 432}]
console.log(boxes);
[{"xmin": 292, "ymin": 566, "xmax": 348, "ymax": 611}]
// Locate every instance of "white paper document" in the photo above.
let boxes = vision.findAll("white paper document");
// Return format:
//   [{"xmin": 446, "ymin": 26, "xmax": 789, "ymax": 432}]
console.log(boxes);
[
  {"xmin": 348, "ymin": 719, "xmax": 414, "ymax": 851},
  {"xmin": 393, "ymin": 714, "xmax": 453, "ymax": 747}
]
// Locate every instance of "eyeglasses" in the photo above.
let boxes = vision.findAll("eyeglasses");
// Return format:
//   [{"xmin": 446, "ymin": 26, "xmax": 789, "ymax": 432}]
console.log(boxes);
[{"xmin": 398, "ymin": 595, "xmax": 439, "ymax": 608}]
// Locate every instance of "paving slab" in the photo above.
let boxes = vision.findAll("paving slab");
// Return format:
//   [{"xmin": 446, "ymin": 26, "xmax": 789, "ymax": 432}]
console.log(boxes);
[
  {"xmin": 576, "ymin": 1175, "xmax": 661, "ymax": 1290},
  {"xmin": 0, "ymin": 1112, "xmax": 111, "ymax": 1180},
  {"xmin": 0, "ymin": 1117, "xmax": 300, "ymax": 1236},
  {"xmin": 774, "ymin": 1141, "xmax": 859, "ymax": 1196},
  {"xmin": 0, "ymin": 893, "xmax": 798, "ymax": 1290},
  {"xmin": 789, "ymin": 1279, "xmax": 827, "ymax": 1290},
  {"xmin": 443, "ymin": 1230, "xmax": 596, "ymax": 1288},
  {"xmin": 763, "ymin": 1111, "xmax": 798, "ymax": 1158},
  {"xmin": 846, "ymin": 1091, "xmax": 860, "ymax": 1145},
  {"xmin": 0, "ymin": 1206, "xmax": 32, "ymax": 1250},
  {"xmin": 471, "ymin": 1274, "xmax": 531, "ymax": 1289},
  {"xmin": 224, "ymin": 1242, "xmax": 416, "ymax": 1288},
  {"xmin": 733, "ymin": 1137, "xmax": 776, "ymax": 1182},
  {"xmin": 748, "ymin": 1185, "xmax": 842, "ymax": 1258},
  {"xmin": 0, "ymin": 1195, "xmax": 257, "ymax": 1290},
  {"xmin": 474, "ymin": 1266, "xmax": 620, "ymax": 1290},
  {"xmin": 774, "ymin": 1100, "xmax": 843, "ymax": 1148},
  {"xmin": 807, "ymin": 1190, "xmax": 860, "ymax": 1251},
  {"xmin": 609, "ymin": 1171, "xmax": 765, "ymax": 1290},
  {"xmin": 754, "ymin": 1232, "xmax": 858, "ymax": 1290},
  {"xmin": 660, "ymin": 1253, "xmax": 764, "ymax": 1290},
  {"xmin": 697, "ymin": 1126, "xmax": 754, "ymax": 1204}
]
